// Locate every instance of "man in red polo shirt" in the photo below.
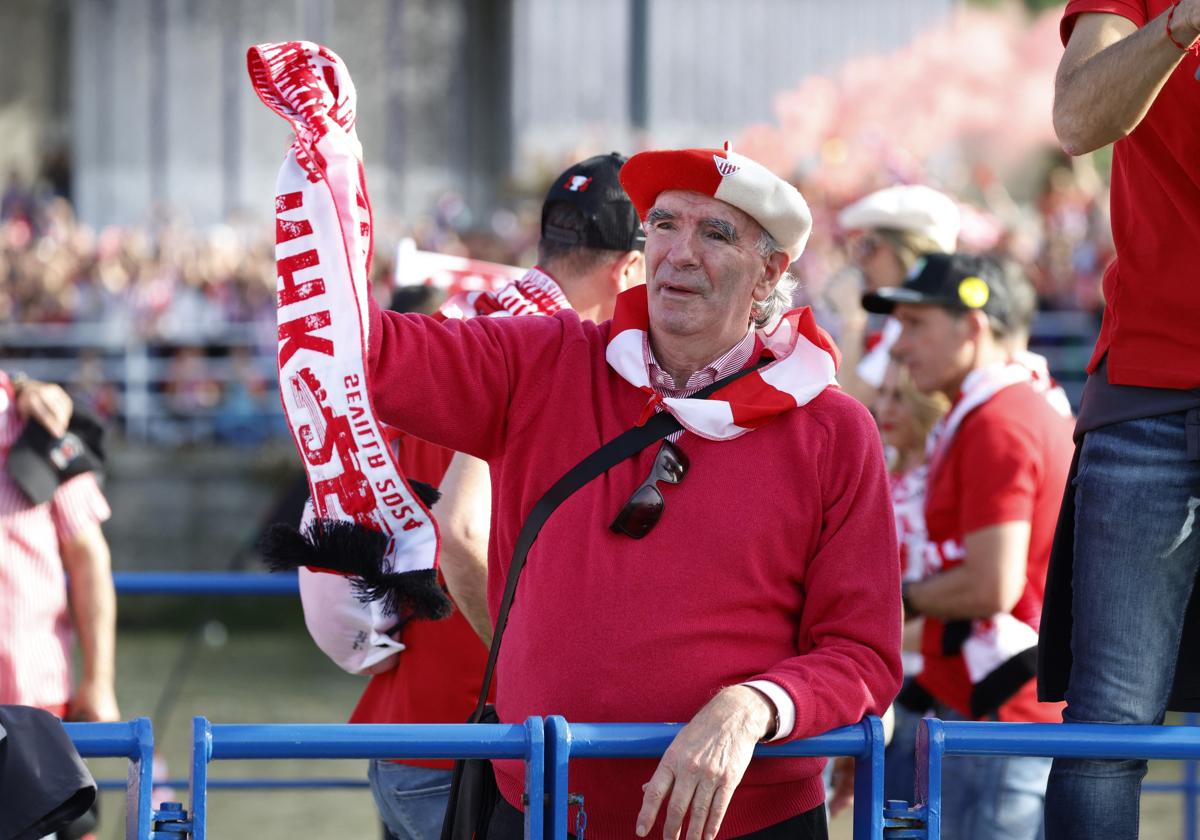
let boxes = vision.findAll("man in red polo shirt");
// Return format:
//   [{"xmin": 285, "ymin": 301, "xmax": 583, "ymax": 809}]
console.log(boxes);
[
  {"xmin": 1037, "ymin": 3, "xmax": 1200, "ymax": 838},
  {"xmin": 865, "ymin": 253, "xmax": 1073, "ymax": 840}
]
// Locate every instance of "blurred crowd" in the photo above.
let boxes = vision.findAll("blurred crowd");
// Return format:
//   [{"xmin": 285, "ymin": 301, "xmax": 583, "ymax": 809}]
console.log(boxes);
[{"xmin": 0, "ymin": 152, "xmax": 1111, "ymax": 443}]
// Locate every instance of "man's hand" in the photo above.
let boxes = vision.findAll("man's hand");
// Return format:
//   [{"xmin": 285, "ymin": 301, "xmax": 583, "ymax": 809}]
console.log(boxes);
[
  {"xmin": 14, "ymin": 379, "xmax": 73, "ymax": 438},
  {"xmin": 68, "ymin": 678, "xmax": 121, "ymax": 722},
  {"xmin": 636, "ymin": 686, "xmax": 775, "ymax": 840}
]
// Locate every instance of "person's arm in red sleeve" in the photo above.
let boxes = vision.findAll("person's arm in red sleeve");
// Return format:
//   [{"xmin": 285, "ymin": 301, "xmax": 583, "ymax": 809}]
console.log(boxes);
[
  {"xmin": 366, "ymin": 294, "xmax": 567, "ymax": 462},
  {"xmin": 1054, "ymin": 4, "xmax": 1200, "ymax": 155},
  {"xmin": 904, "ymin": 417, "xmax": 1037, "ymax": 621},
  {"xmin": 745, "ymin": 399, "xmax": 904, "ymax": 740}
]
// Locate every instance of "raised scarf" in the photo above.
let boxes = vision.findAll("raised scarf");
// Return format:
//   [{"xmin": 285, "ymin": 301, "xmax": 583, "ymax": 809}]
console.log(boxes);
[
  {"xmin": 248, "ymin": 41, "xmax": 448, "ymax": 619},
  {"xmin": 604, "ymin": 285, "xmax": 840, "ymax": 440}
]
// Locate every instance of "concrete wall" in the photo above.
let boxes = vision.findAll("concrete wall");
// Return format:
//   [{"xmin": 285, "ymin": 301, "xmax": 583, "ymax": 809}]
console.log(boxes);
[
  {"xmin": 69, "ymin": 0, "xmax": 483, "ymax": 228},
  {"xmin": 0, "ymin": 0, "xmax": 70, "ymax": 183},
  {"xmin": 103, "ymin": 441, "xmax": 301, "ymax": 571}
]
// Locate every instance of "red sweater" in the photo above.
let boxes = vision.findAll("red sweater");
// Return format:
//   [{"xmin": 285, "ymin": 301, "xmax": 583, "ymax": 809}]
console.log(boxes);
[{"xmin": 368, "ymin": 303, "xmax": 902, "ymax": 840}]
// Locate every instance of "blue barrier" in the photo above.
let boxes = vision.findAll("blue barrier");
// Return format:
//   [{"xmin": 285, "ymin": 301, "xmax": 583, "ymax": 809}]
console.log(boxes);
[
  {"xmin": 113, "ymin": 571, "xmax": 298, "ymax": 596},
  {"xmin": 185, "ymin": 716, "xmax": 546, "ymax": 840},
  {"xmin": 102, "ymin": 573, "xmax": 1200, "ymax": 836},
  {"xmin": 543, "ymin": 716, "xmax": 886, "ymax": 840},
  {"xmin": 896, "ymin": 718, "xmax": 1200, "ymax": 839},
  {"xmin": 63, "ymin": 718, "xmax": 155, "ymax": 840}
]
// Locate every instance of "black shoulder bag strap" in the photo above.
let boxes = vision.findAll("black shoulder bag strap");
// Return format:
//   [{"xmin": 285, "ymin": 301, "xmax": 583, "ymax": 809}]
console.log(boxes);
[{"xmin": 467, "ymin": 356, "xmax": 769, "ymax": 722}]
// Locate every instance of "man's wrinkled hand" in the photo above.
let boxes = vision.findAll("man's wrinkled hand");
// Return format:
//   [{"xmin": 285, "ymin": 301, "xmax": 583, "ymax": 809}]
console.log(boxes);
[
  {"xmin": 636, "ymin": 686, "xmax": 775, "ymax": 840},
  {"xmin": 15, "ymin": 380, "xmax": 73, "ymax": 439}
]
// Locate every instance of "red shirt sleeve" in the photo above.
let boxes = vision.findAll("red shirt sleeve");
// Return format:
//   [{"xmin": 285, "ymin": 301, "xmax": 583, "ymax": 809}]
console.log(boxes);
[
  {"xmin": 954, "ymin": 412, "xmax": 1041, "ymax": 535},
  {"xmin": 748, "ymin": 395, "xmax": 903, "ymax": 740},
  {"xmin": 1061, "ymin": 0, "xmax": 1148, "ymax": 46}
]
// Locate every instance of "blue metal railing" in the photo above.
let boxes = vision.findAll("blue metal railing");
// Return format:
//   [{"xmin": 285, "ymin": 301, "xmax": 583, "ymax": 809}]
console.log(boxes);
[
  {"xmin": 542, "ymin": 716, "xmax": 886, "ymax": 840},
  {"xmin": 113, "ymin": 571, "xmax": 298, "ymax": 596},
  {"xmin": 71, "ymin": 710, "xmax": 1200, "ymax": 839},
  {"xmin": 63, "ymin": 717, "xmax": 155, "ymax": 840},
  {"xmin": 105, "ymin": 572, "xmax": 1200, "ymax": 839},
  {"xmin": 186, "ymin": 717, "xmax": 546, "ymax": 840},
  {"xmin": 889, "ymin": 718, "xmax": 1200, "ymax": 839}
]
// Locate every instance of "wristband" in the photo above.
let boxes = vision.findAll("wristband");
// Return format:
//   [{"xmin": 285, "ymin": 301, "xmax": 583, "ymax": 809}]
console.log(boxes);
[{"xmin": 1167, "ymin": 2, "xmax": 1200, "ymax": 57}]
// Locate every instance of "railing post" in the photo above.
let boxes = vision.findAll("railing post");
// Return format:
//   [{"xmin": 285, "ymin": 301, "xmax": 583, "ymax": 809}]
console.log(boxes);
[
  {"xmin": 915, "ymin": 718, "xmax": 944, "ymax": 840},
  {"xmin": 543, "ymin": 716, "xmax": 571, "ymax": 840},
  {"xmin": 128, "ymin": 717, "xmax": 155, "ymax": 840},
  {"xmin": 189, "ymin": 716, "xmax": 213, "ymax": 840},
  {"xmin": 524, "ymin": 717, "xmax": 545, "ymax": 840},
  {"xmin": 852, "ymin": 715, "xmax": 886, "ymax": 840}
]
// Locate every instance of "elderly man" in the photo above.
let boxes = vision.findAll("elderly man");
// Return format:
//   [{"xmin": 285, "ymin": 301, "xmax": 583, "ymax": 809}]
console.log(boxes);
[
  {"xmin": 339, "ymin": 153, "xmax": 646, "ymax": 840},
  {"xmin": 366, "ymin": 146, "xmax": 901, "ymax": 840}
]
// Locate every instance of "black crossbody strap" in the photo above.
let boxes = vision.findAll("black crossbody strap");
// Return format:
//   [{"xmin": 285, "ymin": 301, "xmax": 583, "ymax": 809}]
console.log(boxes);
[{"xmin": 468, "ymin": 356, "xmax": 769, "ymax": 721}]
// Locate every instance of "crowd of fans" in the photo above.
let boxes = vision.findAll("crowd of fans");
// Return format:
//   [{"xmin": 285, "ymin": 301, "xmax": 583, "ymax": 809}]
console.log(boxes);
[{"xmin": 0, "ymin": 154, "xmax": 1111, "ymax": 444}]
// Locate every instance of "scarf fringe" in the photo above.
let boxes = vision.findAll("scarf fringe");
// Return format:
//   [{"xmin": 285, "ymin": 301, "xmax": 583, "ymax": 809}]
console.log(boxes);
[{"xmin": 261, "ymin": 515, "xmax": 451, "ymax": 620}]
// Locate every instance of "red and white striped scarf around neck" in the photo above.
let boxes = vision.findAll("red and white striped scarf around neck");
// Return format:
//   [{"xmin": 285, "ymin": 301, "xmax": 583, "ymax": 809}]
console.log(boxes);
[
  {"xmin": 604, "ymin": 285, "xmax": 840, "ymax": 441},
  {"xmin": 248, "ymin": 41, "xmax": 446, "ymax": 618},
  {"xmin": 925, "ymin": 353, "xmax": 1072, "ymax": 480}
]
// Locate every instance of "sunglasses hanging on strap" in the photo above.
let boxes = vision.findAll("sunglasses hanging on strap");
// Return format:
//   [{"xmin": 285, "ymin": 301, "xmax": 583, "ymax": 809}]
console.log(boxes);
[{"xmin": 441, "ymin": 355, "xmax": 770, "ymax": 840}]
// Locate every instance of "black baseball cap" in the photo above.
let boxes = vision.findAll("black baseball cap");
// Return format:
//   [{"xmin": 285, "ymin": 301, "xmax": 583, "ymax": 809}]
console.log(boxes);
[
  {"xmin": 541, "ymin": 153, "xmax": 645, "ymax": 252},
  {"xmin": 861, "ymin": 252, "xmax": 1015, "ymax": 327}
]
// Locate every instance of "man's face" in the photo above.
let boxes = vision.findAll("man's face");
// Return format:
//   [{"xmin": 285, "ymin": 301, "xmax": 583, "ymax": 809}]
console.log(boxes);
[
  {"xmin": 850, "ymin": 231, "xmax": 906, "ymax": 292},
  {"xmin": 890, "ymin": 303, "xmax": 974, "ymax": 397},
  {"xmin": 643, "ymin": 190, "xmax": 780, "ymax": 347}
]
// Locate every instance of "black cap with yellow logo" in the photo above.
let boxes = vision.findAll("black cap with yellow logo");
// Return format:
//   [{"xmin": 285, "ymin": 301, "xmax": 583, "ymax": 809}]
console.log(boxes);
[{"xmin": 861, "ymin": 252, "xmax": 1015, "ymax": 326}]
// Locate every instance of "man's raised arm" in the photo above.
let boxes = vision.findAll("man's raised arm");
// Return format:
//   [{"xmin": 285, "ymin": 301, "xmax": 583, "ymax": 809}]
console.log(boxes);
[{"xmin": 1055, "ymin": 7, "xmax": 1200, "ymax": 155}]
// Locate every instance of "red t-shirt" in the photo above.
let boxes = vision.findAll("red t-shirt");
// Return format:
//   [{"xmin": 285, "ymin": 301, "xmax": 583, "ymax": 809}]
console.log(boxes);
[
  {"xmin": 349, "ymin": 433, "xmax": 490, "ymax": 770},
  {"xmin": 917, "ymin": 383, "xmax": 1073, "ymax": 722},
  {"xmin": 1061, "ymin": 1, "xmax": 1200, "ymax": 388}
]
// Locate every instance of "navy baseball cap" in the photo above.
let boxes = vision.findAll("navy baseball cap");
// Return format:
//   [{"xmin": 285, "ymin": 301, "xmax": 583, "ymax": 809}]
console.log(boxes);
[
  {"xmin": 541, "ymin": 153, "xmax": 645, "ymax": 252},
  {"xmin": 861, "ymin": 252, "xmax": 1015, "ymax": 327}
]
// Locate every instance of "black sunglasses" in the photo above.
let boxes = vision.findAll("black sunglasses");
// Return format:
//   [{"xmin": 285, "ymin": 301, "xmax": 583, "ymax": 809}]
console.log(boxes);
[{"xmin": 609, "ymin": 440, "xmax": 690, "ymax": 539}]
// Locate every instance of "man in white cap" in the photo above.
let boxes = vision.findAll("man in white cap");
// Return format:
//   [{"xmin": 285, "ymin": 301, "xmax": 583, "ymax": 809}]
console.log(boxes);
[
  {"xmin": 818, "ymin": 184, "xmax": 960, "ymax": 402},
  {"xmin": 364, "ymin": 144, "xmax": 901, "ymax": 840}
]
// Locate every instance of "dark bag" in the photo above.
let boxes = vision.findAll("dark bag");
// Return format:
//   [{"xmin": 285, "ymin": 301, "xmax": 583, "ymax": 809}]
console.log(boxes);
[
  {"xmin": 441, "ymin": 705, "xmax": 501, "ymax": 840},
  {"xmin": 439, "ymin": 362, "xmax": 767, "ymax": 840}
]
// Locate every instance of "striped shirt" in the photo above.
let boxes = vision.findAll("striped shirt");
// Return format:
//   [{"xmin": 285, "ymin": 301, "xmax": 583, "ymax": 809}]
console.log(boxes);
[
  {"xmin": 0, "ymin": 373, "xmax": 111, "ymax": 709},
  {"xmin": 644, "ymin": 329, "xmax": 758, "ymax": 442}
]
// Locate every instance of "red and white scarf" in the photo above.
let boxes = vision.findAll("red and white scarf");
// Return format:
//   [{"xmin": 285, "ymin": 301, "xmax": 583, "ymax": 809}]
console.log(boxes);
[
  {"xmin": 604, "ymin": 285, "xmax": 840, "ymax": 440},
  {"xmin": 926, "ymin": 353, "xmax": 1071, "ymax": 476},
  {"xmin": 248, "ymin": 41, "xmax": 444, "ymax": 614}
]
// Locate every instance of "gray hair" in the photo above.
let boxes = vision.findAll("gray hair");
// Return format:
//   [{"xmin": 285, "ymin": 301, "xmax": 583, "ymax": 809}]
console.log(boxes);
[{"xmin": 751, "ymin": 229, "xmax": 797, "ymax": 328}]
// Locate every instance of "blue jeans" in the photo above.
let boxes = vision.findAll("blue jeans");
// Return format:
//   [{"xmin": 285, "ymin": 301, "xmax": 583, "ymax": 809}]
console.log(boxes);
[
  {"xmin": 1044, "ymin": 413, "xmax": 1200, "ymax": 840},
  {"xmin": 368, "ymin": 760, "xmax": 453, "ymax": 840},
  {"xmin": 912, "ymin": 709, "xmax": 1050, "ymax": 840},
  {"xmin": 941, "ymin": 752, "xmax": 1051, "ymax": 840}
]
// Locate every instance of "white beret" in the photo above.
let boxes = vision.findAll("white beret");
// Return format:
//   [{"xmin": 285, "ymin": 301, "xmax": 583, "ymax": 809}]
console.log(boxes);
[
  {"xmin": 620, "ymin": 143, "xmax": 813, "ymax": 262},
  {"xmin": 838, "ymin": 184, "xmax": 960, "ymax": 253}
]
